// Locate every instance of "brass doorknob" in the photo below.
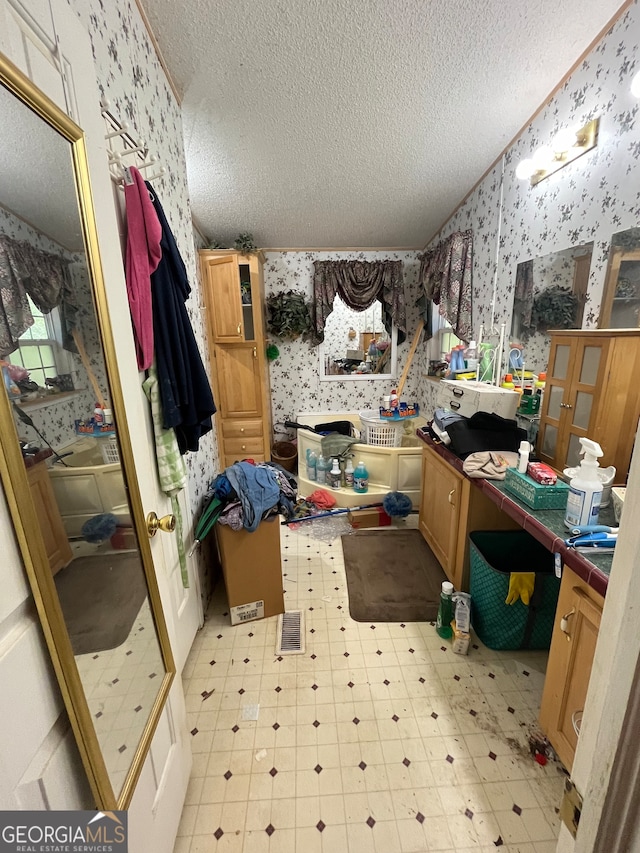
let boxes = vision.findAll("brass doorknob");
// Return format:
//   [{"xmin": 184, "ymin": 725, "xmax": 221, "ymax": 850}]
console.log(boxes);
[{"xmin": 146, "ymin": 512, "xmax": 176, "ymax": 537}]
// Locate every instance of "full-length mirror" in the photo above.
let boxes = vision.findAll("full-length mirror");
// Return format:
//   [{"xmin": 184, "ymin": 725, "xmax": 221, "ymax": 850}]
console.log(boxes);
[
  {"xmin": 599, "ymin": 227, "xmax": 640, "ymax": 328},
  {"xmin": 0, "ymin": 58, "xmax": 173, "ymax": 807},
  {"xmin": 509, "ymin": 243, "xmax": 593, "ymax": 374},
  {"xmin": 320, "ymin": 294, "xmax": 397, "ymax": 379}
]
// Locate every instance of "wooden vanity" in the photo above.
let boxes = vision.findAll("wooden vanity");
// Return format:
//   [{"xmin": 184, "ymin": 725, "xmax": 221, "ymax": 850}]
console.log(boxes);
[
  {"xmin": 417, "ymin": 431, "xmax": 608, "ymax": 771},
  {"xmin": 25, "ymin": 455, "xmax": 73, "ymax": 576}
]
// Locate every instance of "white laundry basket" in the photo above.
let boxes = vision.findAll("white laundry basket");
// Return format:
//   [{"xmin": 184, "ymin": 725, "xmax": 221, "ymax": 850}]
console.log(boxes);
[
  {"xmin": 359, "ymin": 410, "xmax": 404, "ymax": 447},
  {"xmin": 98, "ymin": 435, "xmax": 120, "ymax": 464}
]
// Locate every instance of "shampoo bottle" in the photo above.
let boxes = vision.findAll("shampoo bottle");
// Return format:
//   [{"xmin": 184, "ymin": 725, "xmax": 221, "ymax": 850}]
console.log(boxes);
[
  {"xmin": 436, "ymin": 581, "xmax": 455, "ymax": 639},
  {"xmin": 564, "ymin": 438, "xmax": 604, "ymax": 529}
]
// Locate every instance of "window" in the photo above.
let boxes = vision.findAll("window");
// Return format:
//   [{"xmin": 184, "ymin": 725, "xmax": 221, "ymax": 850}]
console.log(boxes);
[{"xmin": 8, "ymin": 295, "xmax": 71, "ymax": 387}]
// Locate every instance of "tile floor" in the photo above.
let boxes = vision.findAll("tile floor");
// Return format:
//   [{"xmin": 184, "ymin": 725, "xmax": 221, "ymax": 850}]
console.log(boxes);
[{"xmin": 175, "ymin": 520, "xmax": 565, "ymax": 853}]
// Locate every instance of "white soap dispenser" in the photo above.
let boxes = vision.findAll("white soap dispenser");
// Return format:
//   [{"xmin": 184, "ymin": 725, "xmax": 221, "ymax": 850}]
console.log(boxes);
[{"xmin": 564, "ymin": 437, "xmax": 604, "ymax": 529}]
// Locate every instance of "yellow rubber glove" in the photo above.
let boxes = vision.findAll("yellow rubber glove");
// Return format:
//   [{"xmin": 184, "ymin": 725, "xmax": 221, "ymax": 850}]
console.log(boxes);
[{"xmin": 505, "ymin": 572, "xmax": 535, "ymax": 605}]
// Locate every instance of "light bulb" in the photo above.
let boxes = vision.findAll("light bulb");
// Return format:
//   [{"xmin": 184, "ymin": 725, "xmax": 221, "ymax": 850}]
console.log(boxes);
[
  {"xmin": 631, "ymin": 69, "xmax": 640, "ymax": 98},
  {"xmin": 553, "ymin": 127, "xmax": 577, "ymax": 153},
  {"xmin": 516, "ymin": 159, "xmax": 535, "ymax": 180},
  {"xmin": 532, "ymin": 146, "xmax": 554, "ymax": 169}
]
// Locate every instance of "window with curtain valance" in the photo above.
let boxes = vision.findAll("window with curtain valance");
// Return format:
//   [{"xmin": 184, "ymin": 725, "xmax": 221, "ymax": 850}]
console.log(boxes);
[
  {"xmin": 417, "ymin": 230, "xmax": 473, "ymax": 342},
  {"xmin": 309, "ymin": 259, "xmax": 407, "ymax": 347},
  {"xmin": 0, "ymin": 234, "xmax": 78, "ymax": 358}
]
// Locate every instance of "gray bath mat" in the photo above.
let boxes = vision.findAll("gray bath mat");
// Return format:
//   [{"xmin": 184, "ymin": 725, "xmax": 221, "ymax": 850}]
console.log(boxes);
[
  {"xmin": 341, "ymin": 529, "xmax": 447, "ymax": 622},
  {"xmin": 54, "ymin": 552, "xmax": 148, "ymax": 655}
]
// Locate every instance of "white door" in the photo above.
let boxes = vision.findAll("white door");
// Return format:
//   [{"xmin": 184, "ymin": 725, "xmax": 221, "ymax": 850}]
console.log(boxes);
[{"xmin": 0, "ymin": 1, "xmax": 198, "ymax": 849}]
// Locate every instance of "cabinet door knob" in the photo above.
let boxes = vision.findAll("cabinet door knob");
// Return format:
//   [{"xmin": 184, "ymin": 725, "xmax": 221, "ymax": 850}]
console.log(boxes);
[
  {"xmin": 241, "ymin": 444, "xmax": 246, "ymax": 450},
  {"xmin": 240, "ymin": 428, "xmax": 245, "ymax": 433},
  {"xmin": 560, "ymin": 607, "xmax": 576, "ymax": 640},
  {"xmin": 237, "ymin": 323, "xmax": 241, "ymax": 334},
  {"xmin": 253, "ymin": 347, "xmax": 257, "ymax": 358},
  {"xmin": 448, "ymin": 488, "xmax": 456, "ymax": 507}
]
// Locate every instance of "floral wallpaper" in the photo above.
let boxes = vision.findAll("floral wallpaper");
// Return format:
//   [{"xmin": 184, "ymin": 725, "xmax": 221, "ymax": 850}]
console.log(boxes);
[
  {"xmin": 263, "ymin": 251, "xmax": 423, "ymax": 439},
  {"xmin": 66, "ymin": 0, "xmax": 220, "ymax": 603},
  {"xmin": 421, "ymin": 2, "xmax": 640, "ymax": 395}
]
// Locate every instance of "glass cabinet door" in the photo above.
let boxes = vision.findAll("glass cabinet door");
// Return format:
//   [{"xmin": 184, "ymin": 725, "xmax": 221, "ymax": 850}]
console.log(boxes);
[
  {"xmin": 562, "ymin": 340, "xmax": 606, "ymax": 468},
  {"xmin": 538, "ymin": 337, "xmax": 573, "ymax": 468}
]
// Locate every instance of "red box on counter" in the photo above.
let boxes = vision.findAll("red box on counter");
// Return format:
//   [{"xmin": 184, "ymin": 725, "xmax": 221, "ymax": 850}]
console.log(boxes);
[{"xmin": 527, "ymin": 461, "xmax": 557, "ymax": 485}]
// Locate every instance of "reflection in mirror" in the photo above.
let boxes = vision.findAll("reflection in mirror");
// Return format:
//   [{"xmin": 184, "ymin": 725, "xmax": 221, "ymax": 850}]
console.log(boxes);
[
  {"xmin": 600, "ymin": 228, "xmax": 640, "ymax": 328},
  {"xmin": 509, "ymin": 243, "xmax": 593, "ymax": 374},
  {"xmin": 0, "ymin": 78, "xmax": 166, "ymax": 799},
  {"xmin": 320, "ymin": 294, "xmax": 396, "ymax": 379}
]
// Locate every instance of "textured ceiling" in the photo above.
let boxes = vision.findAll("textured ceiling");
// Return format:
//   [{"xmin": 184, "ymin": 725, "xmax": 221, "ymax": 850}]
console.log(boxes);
[{"xmin": 141, "ymin": 0, "xmax": 624, "ymax": 248}]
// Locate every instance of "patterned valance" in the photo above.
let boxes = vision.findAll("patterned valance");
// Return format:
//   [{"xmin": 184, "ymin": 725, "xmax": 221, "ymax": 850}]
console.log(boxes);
[
  {"xmin": 310, "ymin": 259, "xmax": 406, "ymax": 347},
  {"xmin": 418, "ymin": 230, "xmax": 473, "ymax": 341},
  {"xmin": 0, "ymin": 234, "xmax": 78, "ymax": 357}
]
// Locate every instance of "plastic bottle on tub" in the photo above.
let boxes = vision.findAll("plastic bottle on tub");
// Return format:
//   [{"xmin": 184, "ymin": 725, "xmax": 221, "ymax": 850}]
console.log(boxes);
[
  {"xmin": 353, "ymin": 461, "xmax": 369, "ymax": 493},
  {"xmin": 328, "ymin": 459, "xmax": 341, "ymax": 490},
  {"xmin": 344, "ymin": 457, "xmax": 355, "ymax": 487},
  {"xmin": 316, "ymin": 454, "xmax": 329, "ymax": 484},
  {"xmin": 306, "ymin": 449, "xmax": 317, "ymax": 481}
]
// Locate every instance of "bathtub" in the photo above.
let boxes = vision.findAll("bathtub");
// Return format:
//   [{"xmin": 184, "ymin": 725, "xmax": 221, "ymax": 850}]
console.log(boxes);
[
  {"xmin": 49, "ymin": 436, "xmax": 130, "ymax": 538},
  {"xmin": 295, "ymin": 411, "xmax": 427, "ymax": 508}
]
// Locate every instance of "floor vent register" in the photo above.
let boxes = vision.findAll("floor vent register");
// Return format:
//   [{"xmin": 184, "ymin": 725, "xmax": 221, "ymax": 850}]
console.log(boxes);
[{"xmin": 275, "ymin": 610, "xmax": 305, "ymax": 655}]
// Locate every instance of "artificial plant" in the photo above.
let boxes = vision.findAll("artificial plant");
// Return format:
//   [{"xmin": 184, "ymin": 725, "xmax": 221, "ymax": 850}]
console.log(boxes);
[
  {"xmin": 234, "ymin": 233, "xmax": 257, "ymax": 254},
  {"xmin": 266, "ymin": 290, "xmax": 313, "ymax": 340},
  {"xmin": 530, "ymin": 286, "xmax": 578, "ymax": 334}
]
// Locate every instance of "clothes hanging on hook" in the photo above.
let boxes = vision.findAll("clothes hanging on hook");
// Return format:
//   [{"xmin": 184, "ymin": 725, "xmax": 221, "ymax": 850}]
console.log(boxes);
[
  {"xmin": 146, "ymin": 181, "xmax": 216, "ymax": 453},
  {"xmin": 123, "ymin": 165, "xmax": 162, "ymax": 370}
]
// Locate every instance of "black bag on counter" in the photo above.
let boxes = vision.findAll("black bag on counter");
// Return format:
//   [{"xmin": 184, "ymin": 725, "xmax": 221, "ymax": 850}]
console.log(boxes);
[{"xmin": 446, "ymin": 411, "xmax": 527, "ymax": 459}]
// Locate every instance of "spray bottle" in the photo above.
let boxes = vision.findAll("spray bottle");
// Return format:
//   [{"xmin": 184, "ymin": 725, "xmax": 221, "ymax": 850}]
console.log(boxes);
[{"xmin": 564, "ymin": 438, "xmax": 604, "ymax": 529}]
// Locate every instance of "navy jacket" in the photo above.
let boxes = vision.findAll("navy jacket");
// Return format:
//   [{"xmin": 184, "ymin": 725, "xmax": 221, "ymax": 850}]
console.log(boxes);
[{"xmin": 147, "ymin": 183, "xmax": 216, "ymax": 453}]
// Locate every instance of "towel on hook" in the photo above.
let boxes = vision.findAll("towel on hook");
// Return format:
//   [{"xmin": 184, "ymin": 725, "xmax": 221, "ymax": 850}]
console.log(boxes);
[{"xmin": 124, "ymin": 165, "xmax": 162, "ymax": 370}]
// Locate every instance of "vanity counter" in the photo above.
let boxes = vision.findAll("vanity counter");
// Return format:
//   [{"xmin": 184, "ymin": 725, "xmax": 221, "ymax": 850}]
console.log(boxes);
[{"xmin": 416, "ymin": 428, "xmax": 612, "ymax": 597}]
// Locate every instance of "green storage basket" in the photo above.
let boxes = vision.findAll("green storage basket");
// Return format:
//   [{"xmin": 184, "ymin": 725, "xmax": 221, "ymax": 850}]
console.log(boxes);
[{"xmin": 469, "ymin": 530, "xmax": 561, "ymax": 650}]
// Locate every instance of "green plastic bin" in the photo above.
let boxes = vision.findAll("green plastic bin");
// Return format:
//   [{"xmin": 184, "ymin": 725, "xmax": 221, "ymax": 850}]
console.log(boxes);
[{"xmin": 469, "ymin": 530, "xmax": 561, "ymax": 650}]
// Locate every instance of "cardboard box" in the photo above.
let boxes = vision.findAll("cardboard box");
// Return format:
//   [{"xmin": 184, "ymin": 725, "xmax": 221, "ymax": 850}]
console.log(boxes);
[
  {"xmin": 348, "ymin": 507, "xmax": 392, "ymax": 528},
  {"xmin": 504, "ymin": 467, "xmax": 569, "ymax": 510},
  {"xmin": 215, "ymin": 517, "xmax": 284, "ymax": 625}
]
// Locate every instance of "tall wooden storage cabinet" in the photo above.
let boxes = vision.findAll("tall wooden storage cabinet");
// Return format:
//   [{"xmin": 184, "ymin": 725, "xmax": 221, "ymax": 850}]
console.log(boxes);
[
  {"xmin": 537, "ymin": 329, "xmax": 640, "ymax": 477},
  {"xmin": 199, "ymin": 251, "xmax": 272, "ymax": 469}
]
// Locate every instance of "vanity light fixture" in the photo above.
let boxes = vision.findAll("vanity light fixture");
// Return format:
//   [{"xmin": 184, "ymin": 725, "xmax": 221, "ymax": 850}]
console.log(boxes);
[{"xmin": 516, "ymin": 117, "xmax": 600, "ymax": 186}]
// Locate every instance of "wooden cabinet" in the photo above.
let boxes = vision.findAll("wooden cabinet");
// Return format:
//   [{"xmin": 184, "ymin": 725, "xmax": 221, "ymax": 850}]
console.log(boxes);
[
  {"xmin": 199, "ymin": 250, "xmax": 271, "ymax": 469},
  {"xmin": 27, "ymin": 461, "xmax": 72, "ymax": 576},
  {"xmin": 538, "ymin": 329, "xmax": 640, "ymax": 477},
  {"xmin": 539, "ymin": 567, "xmax": 603, "ymax": 771},
  {"xmin": 419, "ymin": 444, "xmax": 518, "ymax": 590}
]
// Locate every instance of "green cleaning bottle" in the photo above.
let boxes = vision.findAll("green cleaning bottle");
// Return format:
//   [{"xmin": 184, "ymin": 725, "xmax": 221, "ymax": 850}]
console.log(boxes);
[{"xmin": 436, "ymin": 581, "xmax": 455, "ymax": 639}]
